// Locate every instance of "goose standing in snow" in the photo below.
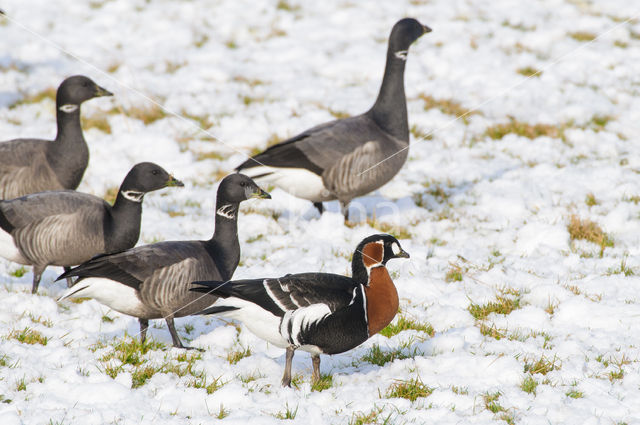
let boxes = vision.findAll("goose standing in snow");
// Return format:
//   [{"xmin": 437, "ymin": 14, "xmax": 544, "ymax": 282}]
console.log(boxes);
[
  {"xmin": 0, "ymin": 75, "xmax": 112, "ymax": 199},
  {"xmin": 0, "ymin": 162, "xmax": 183, "ymax": 294},
  {"xmin": 191, "ymin": 234, "xmax": 409, "ymax": 386},
  {"xmin": 236, "ymin": 18, "xmax": 431, "ymax": 221},
  {"xmin": 57, "ymin": 174, "xmax": 270, "ymax": 349}
]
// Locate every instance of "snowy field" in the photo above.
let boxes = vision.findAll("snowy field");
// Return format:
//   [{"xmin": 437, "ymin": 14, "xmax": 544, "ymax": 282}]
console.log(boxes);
[{"xmin": 1, "ymin": 0, "xmax": 640, "ymax": 423}]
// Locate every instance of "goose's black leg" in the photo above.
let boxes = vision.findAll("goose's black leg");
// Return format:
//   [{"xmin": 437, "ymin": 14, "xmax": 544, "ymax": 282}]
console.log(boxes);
[
  {"xmin": 311, "ymin": 354, "xmax": 321, "ymax": 384},
  {"xmin": 63, "ymin": 266, "xmax": 74, "ymax": 288},
  {"xmin": 166, "ymin": 317, "xmax": 201, "ymax": 350},
  {"xmin": 340, "ymin": 201, "xmax": 350, "ymax": 223},
  {"xmin": 139, "ymin": 318, "xmax": 149, "ymax": 343},
  {"xmin": 313, "ymin": 202, "xmax": 324, "ymax": 214},
  {"xmin": 31, "ymin": 265, "xmax": 45, "ymax": 294},
  {"xmin": 281, "ymin": 346, "xmax": 295, "ymax": 387}
]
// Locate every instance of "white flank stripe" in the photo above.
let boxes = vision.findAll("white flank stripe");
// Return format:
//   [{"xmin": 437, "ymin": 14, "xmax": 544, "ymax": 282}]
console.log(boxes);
[
  {"xmin": 241, "ymin": 166, "xmax": 332, "ymax": 203},
  {"xmin": 0, "ymin": 227, "xmax": 28, "ymax": 264},
  {"xmin": 284, "ymin": 304, "xmax": 331, "ymax": 346},
  {"xmin": 264, "ymin": 279, "xmax": 288, "ymax": 312},
  {"xmin": 58, "ymin": 278, "xmax": 145, "ymax": 316}
]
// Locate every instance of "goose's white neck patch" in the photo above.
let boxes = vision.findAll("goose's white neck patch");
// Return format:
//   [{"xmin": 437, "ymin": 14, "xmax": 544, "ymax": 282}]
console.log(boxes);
[
  {"xmin": 122, "ymin": 190, "xmax": 144, "ymax": 202},
  {"xmin": 216, "ymin": 204, "xmax": 236, "ymax": 220},
  {"xmin": 59, "ymin": 104, "xmax": 79, "ymax": 113},
  {"xmin": 394, "ymin": 50, "xmax": 408, "ymax": 61}
]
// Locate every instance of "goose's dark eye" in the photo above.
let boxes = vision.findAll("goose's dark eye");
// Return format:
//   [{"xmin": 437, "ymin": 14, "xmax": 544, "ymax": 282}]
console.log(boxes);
[
  {"xmin": 152, "ymin": 170, "xmax": 160, "ymax": 175},
  {"xmin": 240, "ymin": 182, "xmax": 246, "ymax": 187},
  {"xmin": 82, "ymin": 81, "xmax": 89, "ymax": 87}
]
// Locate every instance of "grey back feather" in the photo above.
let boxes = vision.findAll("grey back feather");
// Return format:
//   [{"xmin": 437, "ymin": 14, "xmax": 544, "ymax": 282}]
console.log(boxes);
[
  {"xmin": 0, "ymin": 139, "xmax": 63, "ymax": 199},
  {"xmin": 0, "ymin": 192, "xmax": 107, "ymax": 266}
]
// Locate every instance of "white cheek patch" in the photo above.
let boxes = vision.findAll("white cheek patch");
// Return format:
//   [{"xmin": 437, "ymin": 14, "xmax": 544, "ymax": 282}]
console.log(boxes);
[
  {"xmin": 122, "ymin": 190, "xmax": 144, "ymax": 202},
  {"xmin": 59, "ymin": 104, "xmax": 79, "ymax": 113},
  {"xmin": 392, "ymin": 243, "xmax": 401, "ymax": 256},
  {"xmin": 216, "ymin": 204, "xmax": 236, "ymax": 219},
  {"xmin": 394, "ymin": 50, "xmax": 408, "ymax": 60}
]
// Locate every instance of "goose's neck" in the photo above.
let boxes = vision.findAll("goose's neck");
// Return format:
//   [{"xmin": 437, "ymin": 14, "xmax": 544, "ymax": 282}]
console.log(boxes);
[
  {"xmin": 206, "ymin": 202, "xmax": 241, "ymax": 280},
  {"xmin": 364, "ymin": 266, "xmax": 399, "ymax": 336},
  {"xmin": 368, "ymin": 46, "xmax": 409, "ymax": 141},
  {"xmin": 103, "ymin": 192, "xmax": 143, "ymax": 253},
  {"xmin": 48, "ymin": 102, "xmax": 89, "ymax": 189}
]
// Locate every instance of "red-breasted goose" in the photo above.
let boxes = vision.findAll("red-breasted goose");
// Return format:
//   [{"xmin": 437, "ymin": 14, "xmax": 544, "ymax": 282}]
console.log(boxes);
[
  {"xmin": 0, "ymin": 162, "xmax": 182, "ymax": 294},
  {"xmin": 191, "ymin": 234, "xmax": 409, "ymax": 386},
  {"xmin": 56, "ymin": 174, "xmax": 270, "ymax": 349},
  {"xmin": 0, "ymin": 75, "xmax": 112, "ymax": 200},
  {"xmin": 236, "ymin": 18, "xmax": 431, "ymax": 221}
]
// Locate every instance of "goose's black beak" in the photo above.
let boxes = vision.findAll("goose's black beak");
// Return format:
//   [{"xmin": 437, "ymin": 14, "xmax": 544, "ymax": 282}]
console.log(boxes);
[
  {"xmin": 94, "ymin": 85, "xmax": 113, "ymax": 97},
  {"xmin": 166, "ymin": 175, "xmax": 184, "ymax": 187},
  {"xmin": 395, "ymin": 249, "xmax": 410, "ymax": 259},
  {"xmin": 422, "ymin": 25, "xmax": 432, "ymax": 34},
  {"xmin": 251, "ymin": 187, "xmax": 271, "ymax": 199}
]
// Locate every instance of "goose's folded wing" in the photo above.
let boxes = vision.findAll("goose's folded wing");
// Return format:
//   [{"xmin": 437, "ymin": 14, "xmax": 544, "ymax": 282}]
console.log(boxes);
[
  {"xmin": 60, "ymin": 241, "xmax": 209, "ymax": 291},
  {"xmin": 193, "ymin": 272, "xmax": 358, "ymax": 317}
]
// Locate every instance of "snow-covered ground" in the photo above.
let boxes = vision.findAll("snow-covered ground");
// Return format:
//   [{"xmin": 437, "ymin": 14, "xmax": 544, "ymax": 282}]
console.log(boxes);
[{"xmin": 1, "ymin": 0, "xmax": 640, "ymax": 423}]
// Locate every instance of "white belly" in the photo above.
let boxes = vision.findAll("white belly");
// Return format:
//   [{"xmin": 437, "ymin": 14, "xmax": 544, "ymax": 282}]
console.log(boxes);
[
  {"xmin": 242, "ymin": 166, "xmax": 335, "ymax": 202},
  {"xmin": 58, "ymin": 278, "xmax": 146, "ymax": 316},
  {"xmin": 0, "ymin": 227, "xmax": 28, "ymax": 264},
  {"xmin": 214, "ymin": 298, "xmax": 290, "ymax": 348}
]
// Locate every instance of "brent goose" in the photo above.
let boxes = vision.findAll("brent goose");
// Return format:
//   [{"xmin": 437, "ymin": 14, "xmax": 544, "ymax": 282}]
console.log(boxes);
[
  {"xmin": 0, "ymin": 75, "xmax": 112, "ymax": 200},
  {"xmin": 236, "ymin": 18, "xmax": 431, "ymax": 221},
  {"xmin": 57, "ymin": 173, "xmax": 270, "ymax": 349},
  {"xmin": 0, "ymin": 162, "xmax": 183, "ymax": 294},
  {"xmin": 191, "ymin": 233, "xmax": 409, "ymax": 386}
]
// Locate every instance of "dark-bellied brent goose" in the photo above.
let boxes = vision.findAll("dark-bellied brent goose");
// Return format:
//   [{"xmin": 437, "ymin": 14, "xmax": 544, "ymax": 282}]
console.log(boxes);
[
  {"xmin": 0, "ymin": 75, "xmax": 112, "ymax": 200},
  {"xmin": 191, "ymin": 234, "xmax": 409, "ymax": 386},
  {"xmin": 236, "ymin": 18, "xmax": 431, "ymax": 221},
  {"xmin": 0, "ymin": 162, "xmax": 183, "ymax": 294},
  {"xmin": 57, "ymin": 173, "xmax": 270, "ymax": 349}
]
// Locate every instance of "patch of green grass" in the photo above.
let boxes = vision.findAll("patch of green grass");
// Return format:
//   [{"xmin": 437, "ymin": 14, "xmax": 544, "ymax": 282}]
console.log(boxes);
[
  {"xmin": 9, "ymin": 267, "xmax": 27, "ymax": 278},
  {"xmin": 101, "ymin": 314, "xmax": 114, "ymax": 323},
  {"xmin": 187, "ymin": 372, "xmax": 225, "ymax": 394},
  {"xmin": 227, "ymin": 346, "xmax": 252, "ymax": 364},
  {"xmin": 589, "ymin": 115, "xmax": 613, "ymax": 131},
  {"xmin": 215, "ymin": 404, "xmax": 230, "ymax": 419},
  {"xmin": 569, "ymin": 31, "xmax": 597, "ymax": 42},
  {"xmin": 419, "ymin": 93, "xmax": 478, "ymax": 124},
  {"xmin": 479, "ymin": 322, "xmax": 506, "ymax": 340},
  {"xmin": 568, "ymin": 214, "xmax": 614, "ymax": 256},
  {"xmin": 609, "ymin": 368, "xmax": 624, "ymax": 382},
  {"xmin": 607, "ymin": 255, "xmax": 634, "ymax": 276},
  {"xmin": 348, "ymin": 406, "xmax": 387, "ymax": 425},
  {"xmin": 28, "ymin": 314, "xmax": 53, "ymax": 328},
  {"xmin": 328, "ymin": 109, "xmax": 350, "ymax": 119},
  {"xmin": 100, "ymin": 338, "xmax": 165, "ymax": 366},
  {"xmin": 360, "ymin": 344, "xmax": 422, "ymax": 366},
  {"xmin": 69, "ymin": 297, "xmax": 92, "ymax": 304},
  {"xmin": 520, "ymin": 375, "xmax": 538, "ymax": 394},
  {"xmin": 82, "ymin": 113, "xmax": 112, "ymax": 134},
  {"xmin": 517, "ymin": 66, "xmax": 541, "ymax": 77},
  {"xmin": 273, "ymin": 402, "xmax": 298, "ymax": 420},
  {"xmin": 566, "ymin": 389, "xmax": 584, "ymax": 398},
  {"xmin": 523, "ymin": 354, "xmax": 560, "ymax": 375},
  {"xmin": 311, "ymin": 373, "xmax": 333, "ymax": 392},
  {"xmin": 483, "ymin": 391, "xmax": 504, "ymax": 413},
  {"xmin": 10, "ymin": 87, "xmax": 56, "ymax": 109},
  {"xmin": 8, "ymin": 327, "xmax": 48, "ymax": 345},
  {"xmin": 276, "ymin": 0, "xmax": 300, "ymax": 11},
  {"xmin": 485, "ymin": 119, "xmax": 566, "ymax": 141},
  {"xmin": 451, "ymin": 385, "xmax": 468, "ymax": 395},
  {"xmin": 468, "ymin": 296, "xmax": 521, "ymax": 320},
  {"xmin": 131, "ymin": 365, "xmax": 158, "ymax": 388},
  {"xmin": 15, "ymin": 377, "xmax": 27, "ymax": 392},
  {"xmin": 380, "ymin": 316, "xmax": 434, "ymax": 338},
  {"xmin": 385, "ymin": 377, "xmax": 433, "ymax": 401},
  {"xmin": 585, "ymin": 193, "xmax": 598, "ymax": 207},
  {"xmin": 410, "ymin": 124, "xmax": 434, "ymax": 141},
  {"xmin": 127, "ymin": 104, "xmax": 167, "ymax": 125},
  {"xmin": 445, "ymin": 266, "xmax": 463, "ymax": 283},
  {"xmin": 345, "ymin": 218, "xmax": 411, "ymax": 239}
]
